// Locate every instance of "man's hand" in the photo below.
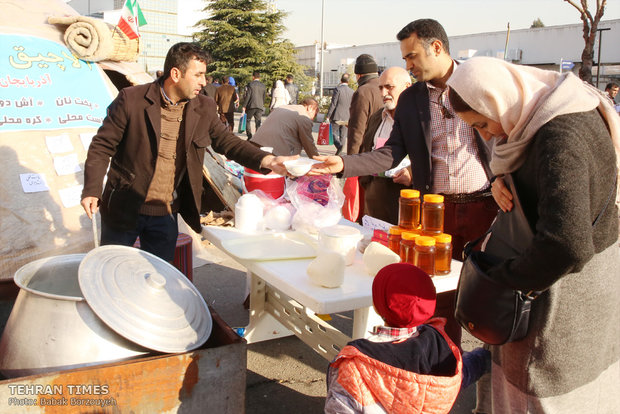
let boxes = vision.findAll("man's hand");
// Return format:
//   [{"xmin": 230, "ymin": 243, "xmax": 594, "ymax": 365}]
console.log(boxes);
[
  {"xmin": 81, "ymin": 196, "xmax": 100, "ymax": 219},
  {"xmin": 307, "ymin": 155, "xmax": 344, "ymax": 175},
  {"xmin": 392, "ymin": 167, "xmax": 412, "ymax": 186},
  {"xmin": 260, "ymin": 154, "xmax": 299, "ymax": 176},
  {"xmin": 492, "ymin": 176, "xmax": 513, "ymax": 212}
]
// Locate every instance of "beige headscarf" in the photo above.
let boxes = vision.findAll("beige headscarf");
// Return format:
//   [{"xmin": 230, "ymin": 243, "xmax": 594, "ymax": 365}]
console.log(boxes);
[{"xmin": 447, "ymin": 56, "xmax": 620, "ymax": 176}]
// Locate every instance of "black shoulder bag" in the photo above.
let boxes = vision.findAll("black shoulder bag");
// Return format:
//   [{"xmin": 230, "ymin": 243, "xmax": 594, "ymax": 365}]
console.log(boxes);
[{"xmin": 454, "ymin": 174, "xmax": 616, "ymax": 345}]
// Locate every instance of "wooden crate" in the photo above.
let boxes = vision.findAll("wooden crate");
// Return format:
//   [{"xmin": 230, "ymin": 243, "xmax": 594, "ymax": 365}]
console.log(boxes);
[{"xmin": 0, "ymin": 308, "xmax": 246, "ymax": 413}]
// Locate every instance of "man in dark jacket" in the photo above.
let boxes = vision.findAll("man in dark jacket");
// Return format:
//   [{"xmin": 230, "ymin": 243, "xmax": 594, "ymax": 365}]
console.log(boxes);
[
  {"xmin": 284, "ymin": 74, "xmax": 299, "ymax": 104},
  {"xmin": 241, "ymin": 71, "xmax": 267, "ymax": 140},
  {"xmin": 199, "ymin": 75, "xmax": 217, "ymax": 98},
  {"xmin": 358, "ymin": 67, "xmax": 412, "ymax": 225},
  {"xmin": 325, "ymin": 73, "xmax": 354, "ymax": 155},
  {"xmin": 347, "ymin": 54, "xmax": 383, "ymax": 155},
  {"xmin": 81, "ymin": 43, "xmax": 291, "ymax": 261}
]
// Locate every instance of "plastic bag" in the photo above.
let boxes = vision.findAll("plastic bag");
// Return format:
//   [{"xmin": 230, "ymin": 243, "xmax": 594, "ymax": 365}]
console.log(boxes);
[
  {"xmin": 238, "ymin": 113, "xmax": 247, "ymax": 133},
  {"xmin": 286, "ymin": 175, "xmax": 345, "ymax": 234},
  {"xmin": 317, "ymin": 122, "xmax": 332, "ymax": 145}
]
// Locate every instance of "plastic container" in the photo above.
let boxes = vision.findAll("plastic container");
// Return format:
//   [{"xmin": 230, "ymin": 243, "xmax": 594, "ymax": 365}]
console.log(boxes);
[
  {"xmin": 414, "ymin": 236, "xmax": 436, "ymax": 276},
  {"xmin": 433, "ymin": 233, "xmax": 452, "ymax": 275},
  {"xmin": 243, "ymin": 167, "xmax": 285, "ymax": 200},
  {"xmin": 387, "ymin": 226, "xmax": 404, "ymax": 254},
  {"xmin": 398, "ymin": 189, "xmax": 421, "ymax": 230},
  {"xmin": 234, "ymin": 193, "xmax": 264, "ymax": 232},
  {"xmin": 399, "ymin": 231, "xmax": 418, "ymax": 264},
  {"xmin": 318, "ymin": 225, "xmax": 363, "ymax": 266},
  {"xmin": 422, "ymin": 194, "xmax": 445, "ymax": 235}
]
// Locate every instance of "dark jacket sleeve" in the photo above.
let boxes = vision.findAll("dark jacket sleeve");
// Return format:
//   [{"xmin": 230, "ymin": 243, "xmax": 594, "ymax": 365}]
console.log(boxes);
[{"xmin": 82, "ymin": 88, "xmax": 129, "ymax": 199}]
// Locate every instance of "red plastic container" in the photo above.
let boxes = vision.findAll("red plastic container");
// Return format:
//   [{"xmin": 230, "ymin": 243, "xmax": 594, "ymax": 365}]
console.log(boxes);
[{"xmin": 243, "ymin": 168, "xmax": 286, "ymax": 199}]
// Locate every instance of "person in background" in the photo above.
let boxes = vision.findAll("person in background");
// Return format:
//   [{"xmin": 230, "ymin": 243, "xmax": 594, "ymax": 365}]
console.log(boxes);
[
  {"xmin": 358, "ymin": 66, "xmax": 412, "ymax": 225},
  {"xmin": 448, "ymin": 56, "xmax": 619, "ymax": 414},
  {"xmin": 604, "ymin": 82, "xmax": 618, "ymax": 104},
  {"xmin": 284, "ymin": 74, "xmax": 299, "ymax": 104},
  {"xmin": 200, "ymin": 75, "xmax": 217, "ymax": 98},
  {"xmin": 215, "ymin": 76, "xmax": 238, "ymax": 132},
  {"xmin": 242, "ymin": 71, "xmax": 267, "ymax": 140},
  {"xmin": 81, "ymin": 43, "xmax": 292, "ymax": 262},
  {"xmin": 347, "ymin": 53, "xmax": 383, "ymax": 155},
  {"xmin": 155, "ymin": 70, "xmax": 163, "ymax": 79},
  {"xmin": 251, "ymin": 98, "xmax": 320, "ymax": 157},
  {"xmin": 269, "ymin": 79, "xmax": 291, "ymax": 112},
  {"xmin": 325, "ymin": 263, "xmax": 490, "ymax": 414},
  {"xmin": 325, "ymin": 73, "xmax": 354, "ymax": 155},
  {"xmin": 212, "ymin": 77, "xmax": 221, "ymax": 87},
  {"xmin": 309, "ymin": 19, "xmax": 498, "ymax": 346}
]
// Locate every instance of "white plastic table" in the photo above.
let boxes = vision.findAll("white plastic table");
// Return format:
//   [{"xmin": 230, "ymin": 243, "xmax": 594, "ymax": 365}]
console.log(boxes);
[{"xmin": 201, "ymin": 225, "xmax": 462, "ymax": 361}]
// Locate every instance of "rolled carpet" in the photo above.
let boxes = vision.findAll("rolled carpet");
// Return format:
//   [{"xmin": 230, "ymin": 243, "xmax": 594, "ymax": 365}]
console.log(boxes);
[{"xmin": 48, "ymin": 15, "xmax": 139, "ymax": 62}]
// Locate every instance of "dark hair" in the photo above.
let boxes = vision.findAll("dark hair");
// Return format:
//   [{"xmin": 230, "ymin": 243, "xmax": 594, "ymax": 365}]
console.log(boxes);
[
  {"xmin": 606, "ymin": 82, "xmax": 619, "ymax": 90},
  {"xmin": 253, "ymin": 71, "xmax": 261, "ymax": 78},
  {"xmin": 340, "ymin": 73, "xmax": 349, "ymax": 83},
  {"xmin": 396, "ymin": 19, "xmax": 450, "ymax": 55},
  {"xmin": 286, "ymin": 74, "xmax": 294, "ymax": 80},
  {"xmin": 162, "ymin": 42, "xmax": 210, "ymax": 80},
  {"xmin": 448, "ymin": 88, "xmax": 474, "ymax": 113},
  {"xmin": 300, "ymin": 97, "xmax": 318, "ymax": 110},
  {"xmin": 222, "ymin": 77, "xmax": 230, "ymax": 84}
]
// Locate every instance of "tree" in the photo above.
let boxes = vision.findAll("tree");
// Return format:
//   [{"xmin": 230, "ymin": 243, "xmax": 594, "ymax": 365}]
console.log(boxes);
[
  {"xmin": 193, "ymin": 0, "xmax": 311, "ymax": 93},
  {"xmin": 564, "ymin": 0, "xmax": 607, "ymax": 84},
  {"xmin": 530, "ymin": 18, "xmax": 545, "ymax": 28}
]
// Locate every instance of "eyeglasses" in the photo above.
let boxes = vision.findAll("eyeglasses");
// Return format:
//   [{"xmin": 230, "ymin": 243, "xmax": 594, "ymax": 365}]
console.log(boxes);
[{"xmin": 431, "ymin": 100, "xmax": 454, "ymax": 119}]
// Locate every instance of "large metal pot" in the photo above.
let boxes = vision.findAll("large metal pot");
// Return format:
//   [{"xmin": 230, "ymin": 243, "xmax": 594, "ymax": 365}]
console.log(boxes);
[{"xmin": 0, "ymin": 254, "xmax": 149, "ymax": 378}]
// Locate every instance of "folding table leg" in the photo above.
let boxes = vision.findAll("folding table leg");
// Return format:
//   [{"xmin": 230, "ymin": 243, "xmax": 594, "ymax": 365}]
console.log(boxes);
[{"xmin": 243, "ymin": 271, "xmax": 292, "ymax": 343}]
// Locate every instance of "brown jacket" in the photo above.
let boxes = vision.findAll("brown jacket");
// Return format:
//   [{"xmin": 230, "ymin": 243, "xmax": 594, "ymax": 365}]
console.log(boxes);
[
  {"xmin": 346, "ymin": 75, "xmax": 383, "ymax": 154},
  {"xmin": 82, "ymin": 81, "xmax": 269, "ymax": 232},
  {"xmin": 215, "ymin": 84, "xmax": 238, "ymax": 114}
]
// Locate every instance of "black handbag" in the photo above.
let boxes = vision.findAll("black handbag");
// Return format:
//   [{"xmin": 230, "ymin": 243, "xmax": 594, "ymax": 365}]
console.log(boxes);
[
  {"xmin": 454, "ymin": 175, "xmax": 537, "ymax": 345},
  {"xmin": 455, "ymin": 174, "xmax": 617, "ymax": 345}
]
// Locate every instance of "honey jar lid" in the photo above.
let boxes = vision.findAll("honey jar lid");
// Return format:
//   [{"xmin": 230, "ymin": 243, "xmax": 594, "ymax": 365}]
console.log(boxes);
[
  {"xmin": 415, "ymin": 236, "xmax": 436, "ymax": 246},
  {"xmin": 433, "ymin": 233, "xmax": 452, "ymax": 243},
  {"xmin": 423, "ymin": 194, "xmax": 444, "ymax": 203},
  {"xmin": 389, "ymin": 226, "xmax": 404, "ymax": 235},
  {"xmin": 400, "ymin": 189, "xmax": 420, "ymax": 198},
  {"xmin": 401, "ymin": 231, "xmax": 419, "ymax": 240}
]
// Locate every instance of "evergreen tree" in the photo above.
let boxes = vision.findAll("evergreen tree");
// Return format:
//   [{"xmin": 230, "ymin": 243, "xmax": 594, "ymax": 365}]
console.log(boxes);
[
  {"xmin": 530, "ymin": 18, "xmax": 545, "ymax": 28},
  {"xmin": 193, "ymin": 0, "xmax": 310, "ymax": 93}
]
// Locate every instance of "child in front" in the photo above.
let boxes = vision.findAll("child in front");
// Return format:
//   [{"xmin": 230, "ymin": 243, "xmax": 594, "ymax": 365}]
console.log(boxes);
[{"xmin": 325, "ymin": 263, "xmax": 488, "ymax": 414}]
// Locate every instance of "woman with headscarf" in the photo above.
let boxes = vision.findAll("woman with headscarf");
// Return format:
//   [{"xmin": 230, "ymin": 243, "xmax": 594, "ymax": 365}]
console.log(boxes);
[
  {"xmin": 447, "ymin": 56, "xmax": 620, "ymax": 413},
  {"xmin": 269, "ymin": 79, "xmax": 291, "ymax": 112}
]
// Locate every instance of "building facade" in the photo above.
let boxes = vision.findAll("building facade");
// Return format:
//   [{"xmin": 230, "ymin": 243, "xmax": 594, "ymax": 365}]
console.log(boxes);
[{"xmin": 301, "ymin": 19, "xmax": 620, "ymax": 91}]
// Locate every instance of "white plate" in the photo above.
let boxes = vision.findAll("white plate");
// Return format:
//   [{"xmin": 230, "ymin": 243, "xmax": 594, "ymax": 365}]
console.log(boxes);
[
  {"xmin": 283, "ymin": 158, "xmax": 320, "ymax": 177},
  {"xmin": 221, "ymin": 232, "xmax": 318, "ymax": 261}
]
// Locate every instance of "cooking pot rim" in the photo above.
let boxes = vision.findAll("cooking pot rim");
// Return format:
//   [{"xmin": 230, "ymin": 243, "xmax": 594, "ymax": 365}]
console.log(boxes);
[{"xmin": 14, "ymin": 254, "xmax": 86, "ymax": 302}]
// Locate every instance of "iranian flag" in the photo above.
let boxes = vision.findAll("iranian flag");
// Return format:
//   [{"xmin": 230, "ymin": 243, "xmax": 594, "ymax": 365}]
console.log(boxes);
[{"xmin": 117, "ymin": 0, "xmax": 147, "ymax": 40}]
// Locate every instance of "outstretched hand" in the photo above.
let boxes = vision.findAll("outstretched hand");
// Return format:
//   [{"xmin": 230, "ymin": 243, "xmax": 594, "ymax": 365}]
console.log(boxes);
[
  {"xmin": 307, "ymin": 155, "xmax": 344, "ymax": 175},
  {"xmin": 261, "ymin": 154, "xmax": 299, "ymax": 177}
]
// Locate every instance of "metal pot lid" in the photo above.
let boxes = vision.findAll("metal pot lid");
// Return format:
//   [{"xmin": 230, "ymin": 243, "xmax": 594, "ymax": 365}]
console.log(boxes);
[{"xmin": 78, "ymin": 245, "xmax": 212, "ymax": 353}]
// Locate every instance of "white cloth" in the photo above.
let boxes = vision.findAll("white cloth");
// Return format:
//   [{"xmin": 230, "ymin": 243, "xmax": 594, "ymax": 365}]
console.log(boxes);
[{"xmin": 447, "ymin": 56, "xmax": 620, "ymax": 175}]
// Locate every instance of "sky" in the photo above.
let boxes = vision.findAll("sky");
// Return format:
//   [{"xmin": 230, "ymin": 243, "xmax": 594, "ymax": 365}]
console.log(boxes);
[{"xmin": 180, "ymin": 0, "xmax": 620, "ymax": 46}]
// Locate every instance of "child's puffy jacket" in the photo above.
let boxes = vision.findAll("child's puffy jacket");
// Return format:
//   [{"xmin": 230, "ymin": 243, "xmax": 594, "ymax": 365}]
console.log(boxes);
[{"xmin": 324, "ymin": 318, "xmax": 462, "ymax": 414}]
